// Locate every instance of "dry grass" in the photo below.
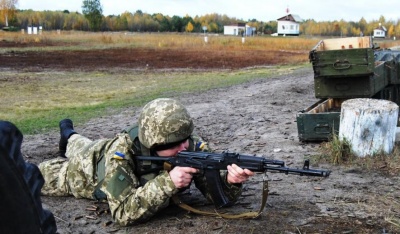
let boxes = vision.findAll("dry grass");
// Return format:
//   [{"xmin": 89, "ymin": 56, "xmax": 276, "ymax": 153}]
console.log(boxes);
[
  {"xmin": 318, "ymin": 133, "xmax": 355, "ymax": 165},
  {"xmin": 0, "ymin": 30, "xmax": 319, "ymax": 52},
  {"xmin": 3, "ymin": 31, "xmax": 400, "ymax": 54},
  {"xmin": 319, "ymin": 133, "xmax": 400, "ymax": 175}
]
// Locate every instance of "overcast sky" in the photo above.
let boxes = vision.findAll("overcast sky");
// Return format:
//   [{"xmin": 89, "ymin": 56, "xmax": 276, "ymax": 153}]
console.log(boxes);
[{"xmin": 17, "ymin": 0, "xmax": 400, "ymax": 23}]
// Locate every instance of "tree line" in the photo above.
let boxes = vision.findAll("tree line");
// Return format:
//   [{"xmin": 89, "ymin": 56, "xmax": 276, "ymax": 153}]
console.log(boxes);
[{"xmin": 2, "ymin": 8, "xmax": 400, "ymax": 37}]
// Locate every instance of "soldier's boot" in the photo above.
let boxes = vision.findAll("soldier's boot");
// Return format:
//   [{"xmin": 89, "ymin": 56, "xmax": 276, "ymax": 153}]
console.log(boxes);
[{"xmin": 58, "ymin": 119, "xmax": 77, "ymax": 158}]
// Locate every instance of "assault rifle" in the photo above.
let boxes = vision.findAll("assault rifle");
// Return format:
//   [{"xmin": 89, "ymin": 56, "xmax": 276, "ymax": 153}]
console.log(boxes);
[{"xmin": 135, "ymin": 151, "xmax": 330, "ymax": 208}]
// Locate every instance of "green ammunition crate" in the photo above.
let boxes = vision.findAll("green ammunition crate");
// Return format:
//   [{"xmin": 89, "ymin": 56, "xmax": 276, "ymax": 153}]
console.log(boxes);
[
  {"xmin": 314, "ymin": 61, "xmax": 387, "ymax": 98},
  {"xmin": 309, "ymin": 37, "xmax": 375, "ymax": 78},
  {"xmin": 296, "ymin": 99, "xmax": 346, "ymax": 141}
]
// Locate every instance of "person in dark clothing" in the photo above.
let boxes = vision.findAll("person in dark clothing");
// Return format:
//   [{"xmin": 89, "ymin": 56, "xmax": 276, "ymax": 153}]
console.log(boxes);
[{"xmin": 0, "ymin": 120, "xmax": 57, "ymax": 234}]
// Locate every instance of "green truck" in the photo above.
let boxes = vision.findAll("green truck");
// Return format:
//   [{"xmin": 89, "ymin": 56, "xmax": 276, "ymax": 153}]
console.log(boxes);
[{"xmin": 297, "ymin": 36, "xmax": 400, "ymax": 141}]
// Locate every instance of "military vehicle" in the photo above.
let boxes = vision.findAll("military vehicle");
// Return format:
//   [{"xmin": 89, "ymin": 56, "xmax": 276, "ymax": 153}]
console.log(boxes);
[{"xmin": 297, "ymin": 36, "xmax": 400, "ymax": 141}]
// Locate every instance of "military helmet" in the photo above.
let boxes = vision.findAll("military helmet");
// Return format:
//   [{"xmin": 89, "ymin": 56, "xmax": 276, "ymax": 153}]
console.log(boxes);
[{"xmin": 138, "ymin": 98, "xmax": 194, "ymax": 149}]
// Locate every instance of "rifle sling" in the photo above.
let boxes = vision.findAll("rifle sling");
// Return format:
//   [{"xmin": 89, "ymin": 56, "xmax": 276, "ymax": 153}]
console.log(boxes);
[{"xmin": 171, "ymin": 178, "xmax": 269, "ymax": 219}]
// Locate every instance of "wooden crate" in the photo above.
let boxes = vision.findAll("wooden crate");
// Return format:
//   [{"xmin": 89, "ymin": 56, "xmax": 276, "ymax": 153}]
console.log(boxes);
[
  {"xmin": 296, "ymin": 99, "xmax": 346, "ymax": 141},
  {"xmin": 314, "ymin": 61, "xmax": 387, "ymax": 98},
  {"xmin": 309, "ymin": 36, "xmax": 375, "ymax": 78}
]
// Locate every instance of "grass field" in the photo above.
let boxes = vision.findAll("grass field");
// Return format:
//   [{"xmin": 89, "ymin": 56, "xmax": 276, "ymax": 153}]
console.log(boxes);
[{"xmin": 0, "ymin": 66, "xmax": 306, "ymax": 134}]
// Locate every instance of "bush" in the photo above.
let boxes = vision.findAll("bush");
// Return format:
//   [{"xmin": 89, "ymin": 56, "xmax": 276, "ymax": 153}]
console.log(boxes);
[{"xmin": 2, "ymin": 26, "xmax": 20, "ymax": 32}]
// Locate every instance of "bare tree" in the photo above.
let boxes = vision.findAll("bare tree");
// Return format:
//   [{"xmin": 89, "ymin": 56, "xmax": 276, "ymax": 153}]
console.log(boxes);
[{"xmin": 0, "ymin": 0, "xmax": 18, "ymax": 27}]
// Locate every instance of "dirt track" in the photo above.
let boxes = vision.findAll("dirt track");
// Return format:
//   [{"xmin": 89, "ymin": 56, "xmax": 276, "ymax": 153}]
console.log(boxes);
[{"xmin": 3, "ymin": 46, "xmax": 399, "ymax": 233}]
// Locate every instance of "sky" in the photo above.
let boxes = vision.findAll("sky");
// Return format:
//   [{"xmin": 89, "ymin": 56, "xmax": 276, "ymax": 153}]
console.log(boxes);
[{"xmin": 17, "ymin": 0, "xmax": 400, "ymax": 23}]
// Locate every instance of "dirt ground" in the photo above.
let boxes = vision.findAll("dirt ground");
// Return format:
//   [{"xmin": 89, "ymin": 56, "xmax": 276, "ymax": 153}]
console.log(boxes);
[{"xmin": 3, "ymin": 46, "xmax": 400, "ymax": 234}]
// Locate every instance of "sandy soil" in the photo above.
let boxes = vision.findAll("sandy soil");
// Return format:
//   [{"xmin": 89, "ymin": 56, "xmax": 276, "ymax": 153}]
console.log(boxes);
[{"xmin": 3, "ymin": 45, "xmax": 399, "ymax": 233}]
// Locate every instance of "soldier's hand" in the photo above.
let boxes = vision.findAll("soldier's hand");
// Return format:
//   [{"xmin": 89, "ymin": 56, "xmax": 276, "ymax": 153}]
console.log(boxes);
[
  {"xmin": 169, "ymin": 166, "xmax": 198, "ymax": 188},
  {"xmin": 227, "ymin": 164, "xmax": 255, "ymax": 184}
]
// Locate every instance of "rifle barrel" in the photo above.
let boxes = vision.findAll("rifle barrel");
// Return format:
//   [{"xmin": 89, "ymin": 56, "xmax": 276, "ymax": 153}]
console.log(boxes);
[{"xmin": 265, "ymin": 165, "xmax": 330, "ymax": 177}]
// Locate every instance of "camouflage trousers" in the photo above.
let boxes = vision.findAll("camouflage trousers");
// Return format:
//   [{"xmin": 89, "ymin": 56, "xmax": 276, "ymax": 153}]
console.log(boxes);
[{"xmin": 39, "ymin": 134, "xmax": 108, "ymax": 199}]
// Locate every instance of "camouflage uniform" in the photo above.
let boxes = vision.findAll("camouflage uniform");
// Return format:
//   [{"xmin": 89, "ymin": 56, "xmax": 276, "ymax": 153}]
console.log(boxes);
[{"xmin": 39, "ymin": 99, "xmax": 242, "ymax": 226}]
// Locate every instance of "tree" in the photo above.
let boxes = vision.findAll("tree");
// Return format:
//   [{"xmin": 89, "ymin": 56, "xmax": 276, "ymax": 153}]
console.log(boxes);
[
  {"xmin": 359, "ymin": 17, "xmax": 367, "ymax": 34},
  {"xmin": 388, "ymin": 25, "xmax": 395, "ymax": 38},
  {"xmin": 379, "ymin": 15, "xmax": 386, "ymax": 24},
  {"xmin": 170, "ymin": 15, "xmax": 182, "ymax": 32},
  {"xmin": 182, "ymin": 14, "xmax": 193, "ymax": 30},
  {"xmin": 395, "ymin": 22, "xmax": 400, "ymax": 38},
  {"xmin": 82, "ymin": 0, "xmax": 103, "ymax": 31},
  {"xmin": 155, "ymin": 15, "xmax": 171, "ymax": 32},
  {"xmin": 186, "ymin": 21, "xmax": 193, "ymax": 32},
  {"xmin": 0, "ymin": 0, "xmax": 18, "ymax": 27},
  {"xmin": 135, "ymin": 10, "xmax": 143, "ymax": 16}
]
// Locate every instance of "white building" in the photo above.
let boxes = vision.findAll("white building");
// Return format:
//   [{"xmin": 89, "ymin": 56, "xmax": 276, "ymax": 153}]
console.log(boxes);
[
  {"xmin": 373, "ymin": 23, "xmax": 387, "ymax": 38},
  {"xmin": 224, "ymin": 23, "xmax": 254, "ymax": 36},
  {"xmin": 276, "ymin": 14, "xmax": 302, "ymax": 36}
]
